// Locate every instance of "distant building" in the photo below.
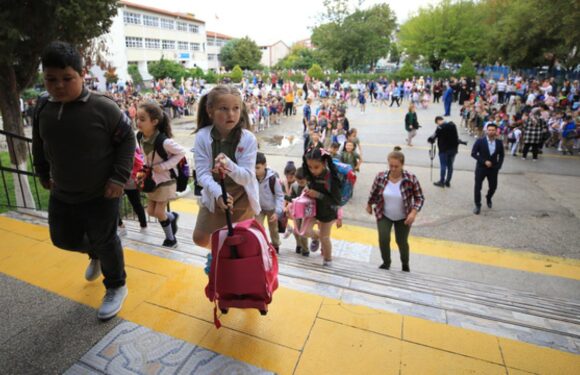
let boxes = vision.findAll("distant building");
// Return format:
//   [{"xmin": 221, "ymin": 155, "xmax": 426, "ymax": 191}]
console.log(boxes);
[
  {"xmin": 206, "ymin": 31, "xmax": 235, "ymax": 71},
  {"xmin": 260, "ymin": 41, "xmax": 291, "ymax": 68},
  {"xmin": 295, "ymin": 38, "xmax": 314, "ymax": 50},
  {"xmin": 103, "ymin": 0, "xmax": 208, "ymax": 83}
]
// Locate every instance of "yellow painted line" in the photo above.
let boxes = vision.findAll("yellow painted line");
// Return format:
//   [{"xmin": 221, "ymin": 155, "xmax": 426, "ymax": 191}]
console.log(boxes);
[
  {"xmin": 171, "ymin": 198, "xmax": 580, "ymax": 281},
  {"xmin": 1, "ymin": 217, "xmax": 579, "ymax": 375},
  {"xmin": 362, "ymin": 142, "xmax": 578, "ymax": 159}
]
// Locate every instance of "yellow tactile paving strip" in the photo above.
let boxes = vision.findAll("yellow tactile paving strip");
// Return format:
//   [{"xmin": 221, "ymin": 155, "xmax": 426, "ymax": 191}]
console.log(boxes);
[
  {"xmin": 171, "ymin": 198, "xmax": 580, "ymax": 281},
  {"xmin": 1, "ymin": 216, "xmax": 579, "ymax": 374}
]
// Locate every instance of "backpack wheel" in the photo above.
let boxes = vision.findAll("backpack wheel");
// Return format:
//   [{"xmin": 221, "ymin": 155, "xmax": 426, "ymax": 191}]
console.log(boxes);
[
  {"xmin": 220, "ymin": 308, "xmax": 229, "ymax": 314},
  {"xmin": 260, "ymin": 310, "xmax": 268, "ymax": 316}
]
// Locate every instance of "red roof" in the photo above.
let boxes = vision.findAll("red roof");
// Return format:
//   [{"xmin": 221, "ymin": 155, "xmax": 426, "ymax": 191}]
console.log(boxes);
[
  {"xmin": 119, "ymin": 1, "xmax": 205, "ymax": 24},
  {"xmin": 206, "ymin": 31, "xmax": 234, "ymax": 40}
]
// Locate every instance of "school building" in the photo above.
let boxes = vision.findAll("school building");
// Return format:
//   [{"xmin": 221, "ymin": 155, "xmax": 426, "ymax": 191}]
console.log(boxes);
[
  {"xmin": 206, "ymin": 31, "xmax": 235, "ymax": 71},
  {"xmin": 102, "ymin": 0, "xmax": 208, "ymax": 83}
]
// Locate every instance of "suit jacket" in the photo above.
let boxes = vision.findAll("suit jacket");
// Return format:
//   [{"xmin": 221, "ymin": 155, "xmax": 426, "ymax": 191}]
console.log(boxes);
[{"xmin": 471, "ymin": 137, "xmax": 504, "ymax": 170}]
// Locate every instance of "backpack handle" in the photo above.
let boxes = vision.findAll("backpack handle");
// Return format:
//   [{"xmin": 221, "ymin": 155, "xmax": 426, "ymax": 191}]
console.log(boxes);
[{"xmin": 219, "ymin": 173, "xmax": 238, "ymax": 259}]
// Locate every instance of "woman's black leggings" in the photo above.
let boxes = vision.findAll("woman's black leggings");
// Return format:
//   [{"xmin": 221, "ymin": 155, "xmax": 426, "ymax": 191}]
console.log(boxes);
[{"xmin": 119, "ymin": 189, "xmax": 147, "ymax": 227}]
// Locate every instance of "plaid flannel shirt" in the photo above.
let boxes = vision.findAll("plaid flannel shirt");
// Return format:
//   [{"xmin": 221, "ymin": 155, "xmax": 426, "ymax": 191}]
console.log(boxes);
[{"xmin": 367, "ymin": 170, "xmax": 424, "ymax": 220}]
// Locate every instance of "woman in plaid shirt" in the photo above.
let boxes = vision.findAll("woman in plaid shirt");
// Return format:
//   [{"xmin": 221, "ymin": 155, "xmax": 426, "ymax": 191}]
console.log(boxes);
[{"xmin": 366, "ymin": 147, "xmax": 424, "ymax": 272}]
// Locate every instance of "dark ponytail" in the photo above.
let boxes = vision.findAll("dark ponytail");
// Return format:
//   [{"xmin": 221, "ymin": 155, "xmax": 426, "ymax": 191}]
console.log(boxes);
[
  {"xmin": 302, "ymin": 147, "xmax": 339, "ymax": 183},
  {"xmin": 139, "ymin": 101, "xmax": 173, "ymax": 138}
]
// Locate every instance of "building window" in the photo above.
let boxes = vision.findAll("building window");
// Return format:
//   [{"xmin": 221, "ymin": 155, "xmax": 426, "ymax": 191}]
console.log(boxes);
[
  {"xmin": 160, "ymin": 18, "xmax": 174, "ymax": 29},
  {"xmin": 207, "ymin": 39, "xmax": 215, "ymax": 47},
  {"xmin": 162, "ymin": 40, "xmax": 175, "ymax": 50},
  {"xmin": 125, "ymin": 37, "xmax": 143, "ymax": 48},
  {"xmin": 177, "ymin": 21, "xmax": 188, "ymax": 32},
  {"xmin": 208, "ymin": 54, "xmax": 216, "ymax": 61},
  {"xmin": 190, "ymin": 43, "xmax": 200, "ymax": 51},
  {"xmin": 145, "ymin": 38, "xmax": 160, "ymax": 49},
  {"xmin": 178, "ymin": 41, "xmax": 189, "ymax": 50},
  {"xmin": 143, "ymin": 15, "xmax": 159, "ymax": 27},
  {"xmin": 123, "ymin": 11, "xmax": 141, "ymax": 25},
  {"xmin": 189, "ymin": 24, "xmax": 199, "ymax": 33}
]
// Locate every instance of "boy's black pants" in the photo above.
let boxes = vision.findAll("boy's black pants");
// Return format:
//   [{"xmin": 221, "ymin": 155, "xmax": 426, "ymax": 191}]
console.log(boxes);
[{"xmin": 48, "ymin": 194, "xmax": 126, "ymax": 289}]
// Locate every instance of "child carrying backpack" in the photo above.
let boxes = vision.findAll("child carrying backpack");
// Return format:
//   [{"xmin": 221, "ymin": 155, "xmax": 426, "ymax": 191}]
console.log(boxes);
[
  {"xmin": 136, "ymin": 102, "xmax": 187, "ymax": 248},
  {"xmin": 255, "ymin": 152, "xmax": 285, "ymax": 253}
]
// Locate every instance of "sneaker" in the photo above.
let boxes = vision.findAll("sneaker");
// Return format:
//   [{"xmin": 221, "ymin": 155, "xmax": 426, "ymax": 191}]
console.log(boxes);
[
  {"xmin": 433, "ymin": 181, "xmax": 445, "ymax": 188},
  {"xmin": 85, "ymin": 259, "xmax": 101, "ymax": 282},
  {"xmin": 97, "ymin": 285, "xmax": 128, "ymax": 321},
  {"xmin": 117, "ymin": 225, "xmax": 127, "ymax": 237},
  {"xmin": 402, "ymin": 264, "xmax": 410, "ymax": 272},
  {"xmin": 162, "ymin": 238, "xmax": 178, "ymax": 248},
  {"xmin": 296, "ymin": 246, "xmax": 302, "ymax": 254},
  {"xmin": 170, "ymin": 212, "xmax": 179, "ymax": 236},
  {"xmin": 379, "ymin": 263, "xmax": 390, "ymax": 270},
  {"xmin": 301, "ymin": 251, "xmax": 310, "ymax": 257},
  {"xmin": 310, "ymin": 239, "xmax": 320, "ymax": 252},
  {"xmin": 521, "ymin": 157, "xmax": 526, "ymax": 160},
  {"xmin": 322, "ymin": 259, "xmax": 332, "ymax": 267},
  {"xmin": 444, "ymin": 182, "xmax": 451, "ymax": 188}
]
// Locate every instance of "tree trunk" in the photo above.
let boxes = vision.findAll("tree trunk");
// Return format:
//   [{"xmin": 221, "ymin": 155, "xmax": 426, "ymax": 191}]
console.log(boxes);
[{"xmin": 0, "ymin": 64, "xmax": 37, "ymax": 210}]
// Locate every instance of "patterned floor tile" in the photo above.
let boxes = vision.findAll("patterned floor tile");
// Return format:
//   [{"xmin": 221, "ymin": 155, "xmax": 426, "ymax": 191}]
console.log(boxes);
[{"xmin": 69, "ymin": 322, "xmax": 271, "ymax": 375}]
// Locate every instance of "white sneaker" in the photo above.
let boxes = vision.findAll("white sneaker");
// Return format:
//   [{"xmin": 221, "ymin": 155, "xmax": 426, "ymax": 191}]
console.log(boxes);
[
  {"xmin": 322, "ymin": 259, "xmax": 332, "ymax": 267},
  {"xmin": 97, "ymin": 285, "xmax": 128, "ymax": 321},
  {"xmin": 85, "ymin": 259, "xmax": 101, "ymax": 281},
  {"xmin": 118, "ymin": 225, "xmax": 127, "ymax": 237}
]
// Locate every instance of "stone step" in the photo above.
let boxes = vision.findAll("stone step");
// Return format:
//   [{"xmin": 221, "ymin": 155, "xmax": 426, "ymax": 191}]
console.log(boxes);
[{"xmin": 118, "ymin": 220, "xmax": 580, "ymax": 341}]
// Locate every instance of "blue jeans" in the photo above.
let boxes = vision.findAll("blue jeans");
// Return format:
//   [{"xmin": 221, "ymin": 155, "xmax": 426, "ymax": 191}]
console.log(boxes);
[{"xmin": 439, "ymin": 151, "xmax": 456, "ymax": 184}]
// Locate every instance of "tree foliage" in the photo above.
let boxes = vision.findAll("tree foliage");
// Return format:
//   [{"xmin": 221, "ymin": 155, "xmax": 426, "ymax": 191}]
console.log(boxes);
[
  {"xmin": 127, "ymin": 64, "xmax": 143, "ymax": 85},
  {"xmin": 231, "ymin": 65, "xmax": 243, "ymax": 83},
  {"xmin": 311, "ymin": 3, "xmax": 397, "ymax": 71},
  {"xmin": 219, "ymin": 37, "xmax": 262, "ymax": 70},
  {"xmin": 307, "ymin": 64, "xmax": 324, "ymax": 80},
  {"xmin": 276, "ymin": 45, "xmax": 322, "ymax": 70},
  {"xmin": 457, "ymin": 56, "xmax": 476, "ymax": 78},
  {"xmin": 398, "ymin": 0, "xmax": 580, "ymax": 70},
  {"xmin": 398, "ymin": 0, "xmax": 485, "ymax": 71},
  {"xmin": 148, "ymin": 58, "xmax": 188, "ymax": 82},
  {"xmin": 0, "ymin": 0, "xmax": 118, "ymax": 163}
]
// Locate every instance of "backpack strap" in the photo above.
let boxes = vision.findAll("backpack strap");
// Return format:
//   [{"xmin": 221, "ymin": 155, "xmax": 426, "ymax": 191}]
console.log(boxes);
[
  {"xmin": 33, "ymin": 94, "xmax": 50, "ymax": 128},
  {"xmin": 268, "ymin": 175, "xmax": 277, "ymax": 195}
]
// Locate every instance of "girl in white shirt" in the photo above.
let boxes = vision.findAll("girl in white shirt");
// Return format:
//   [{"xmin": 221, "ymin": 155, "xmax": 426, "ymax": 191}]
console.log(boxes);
[{"xmin": 192, "ymin": 85, "xmax": 260, "ymax": 249}]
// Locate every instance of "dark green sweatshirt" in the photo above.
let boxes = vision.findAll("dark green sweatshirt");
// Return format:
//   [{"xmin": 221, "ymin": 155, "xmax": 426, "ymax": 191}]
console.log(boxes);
[{"xmin": 32, "ymin": 88, "xmax": 135, "ymax": 203}]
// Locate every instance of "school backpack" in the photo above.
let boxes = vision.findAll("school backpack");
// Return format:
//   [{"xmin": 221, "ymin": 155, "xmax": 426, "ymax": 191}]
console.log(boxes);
[
  {"xmin": 332, "ymin": 160, "xmax": 357, "ymax": 206},
  {"xmin": 137, "ymin": 132, "xmax": 190, "ymax": 192}
]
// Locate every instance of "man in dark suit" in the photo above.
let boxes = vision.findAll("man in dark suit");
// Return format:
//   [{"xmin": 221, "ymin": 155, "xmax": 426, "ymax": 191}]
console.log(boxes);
[{"xmin": 471, "ymin": 123, "xmax": 504, "ymax": 215}]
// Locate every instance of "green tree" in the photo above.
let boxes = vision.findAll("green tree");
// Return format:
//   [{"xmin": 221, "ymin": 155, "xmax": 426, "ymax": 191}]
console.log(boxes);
[
  {"xmin": 127, "ymin": 64, "xmax": 143, "ymax": 85},
  {"xmin": 398, "ymin": 0, "xmax": 485, "ymax": 71},
  {"xmin": 231, "ymin": 65, "xmax": 243, "ymax": 83},
  {"xmin": 219, "ymin": 37, "xmax": 262, "ymax": 70},
  {"xmin": 147, "ymin": 57, "xmax": 187, "ymax": 82},
  {"xmin": 396, "ymin": 61, "xmax": 416, "ymax": 80},
  {"xmin": 483, "ymin": 0, "xmax": 580, "ymax": 70},
  {"xmin": 276, "ymin": 45, "xmax": 322, "ymax": 70},
  {"xmin": 457, "ymin": 56, "xmax": 476, "ymax": 78},
  {"xmin": 312, "ymin": 3, "xmax": 397, "ymax": 71},
  {"xmin": 307, "ymin": 64, "xmax": 324, "ymax": 80},
  {"xmin": 0, "ymin": 0, "xmax": 118, "ymax": 208}
]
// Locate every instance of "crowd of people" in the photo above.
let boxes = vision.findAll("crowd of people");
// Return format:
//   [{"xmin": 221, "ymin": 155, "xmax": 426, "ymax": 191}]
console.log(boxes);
[{"xmin": 29, "ymin": 40, "xmax": 578, "ymax": 321}]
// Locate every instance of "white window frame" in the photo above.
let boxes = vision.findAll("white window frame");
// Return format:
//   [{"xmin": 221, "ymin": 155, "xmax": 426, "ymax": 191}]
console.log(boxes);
[
  {"xmin": 162, "ymin": 40, "xmax": 175, "ymax": 50},
  {"xmin": 190, "ymin": 43, "xmax": 200, "ymax": 51},
  {"xmin": 123, "ymin": 11, "xmax": 141, "ymax": 25},
  {"xmin": 160, "ymin": 18, "xmax": 174, "ymax": 30},
  {"xmin": 177, "ymin": 21, "xmax": 188, "ymax": 32},
  {"xmin": 125, "ymin": 37, "xmax": 143, "ymax": 48},
  {"xmin": 143, "ymin": 15, "xmax": 159, "ymax": 27},
  {"xmin": 145, "ymin": 38, "xmax": 160, "ymax": 49},
  {"xmin": 188, "ymin": 24, "xmax": 199, "ymax": 33},
  {"xmin": 178, "ymin": 41, "xmax": 189, "ymax": 50}
]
